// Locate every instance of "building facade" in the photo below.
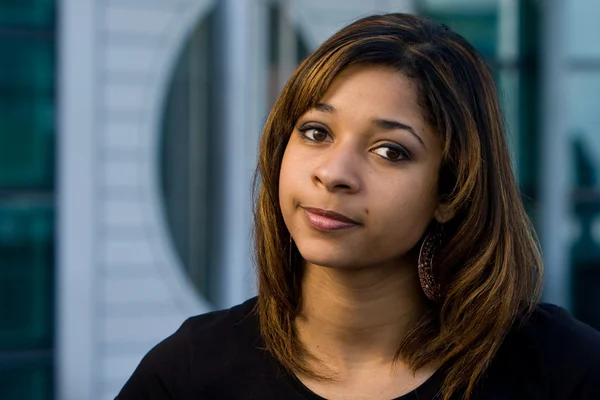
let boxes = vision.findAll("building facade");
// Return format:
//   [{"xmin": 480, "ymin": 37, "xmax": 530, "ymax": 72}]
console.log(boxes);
[{"xmin": 1, "ymin": 0, "xmax": 599, "ymax": 399}]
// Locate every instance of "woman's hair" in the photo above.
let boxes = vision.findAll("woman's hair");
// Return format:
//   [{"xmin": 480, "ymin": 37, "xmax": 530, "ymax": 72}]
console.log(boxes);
[{"xmin": 253, "ymin": 13, "xmax": 543, "ymax": 400}]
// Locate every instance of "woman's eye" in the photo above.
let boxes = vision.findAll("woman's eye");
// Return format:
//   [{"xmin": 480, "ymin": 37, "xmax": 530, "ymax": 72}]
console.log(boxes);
[
  {"xmin": 372, "ymin": 145, "xmax": 410, "ymax": 162},
  {"xmin": 300, "ymin": 127, "xmax": 331, "ymax": 142}
]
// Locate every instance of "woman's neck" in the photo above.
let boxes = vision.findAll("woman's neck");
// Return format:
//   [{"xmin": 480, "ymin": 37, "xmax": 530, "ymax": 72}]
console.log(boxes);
[{"xmin": 296, "ymin": 259, "xmax": 427, "ymax": 373}]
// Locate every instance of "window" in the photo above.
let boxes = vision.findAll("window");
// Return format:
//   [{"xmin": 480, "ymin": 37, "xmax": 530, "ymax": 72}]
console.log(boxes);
[
  {"xmin": 160, "ymin": 10, "xmax": 221, "ymax": 304},
  {"xmin": 566, "ymin": 0, "xmax": 600, "ymax": 330},
  {"xmin": 418, "ymin": 0, "xmax": 540, "ymax": 213},
  {"xmin": 0, "ymin": 1, "xmax": 55, "ymax": 398},
  {"xmin": 160, "ymin": 1, "xmax": 308, "ymax": 307},
  {"xmin": 0, "ymin": 35, "xmax": 54, "ymax": 189}
]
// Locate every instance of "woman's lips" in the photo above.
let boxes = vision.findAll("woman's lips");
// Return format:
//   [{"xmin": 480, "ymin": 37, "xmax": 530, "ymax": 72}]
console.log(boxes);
[{"xmin": 302, "ymin": 207, "xmax": 359, "ymax": 231}]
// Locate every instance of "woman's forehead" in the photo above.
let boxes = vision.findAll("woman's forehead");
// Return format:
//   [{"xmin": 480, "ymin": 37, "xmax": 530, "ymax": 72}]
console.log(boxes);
[{"xmin": 301, "ymin": 65, "xmax": 427, "ymax": 125}]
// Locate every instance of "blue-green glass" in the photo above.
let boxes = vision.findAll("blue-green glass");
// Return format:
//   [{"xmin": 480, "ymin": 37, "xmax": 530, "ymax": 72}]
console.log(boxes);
[
  {"xmin": 425, "ymin": 11, "xmax": 498, "ymax": 60},
  {"xmin": 0, "ymin": 35, "xmax": 54, "ymax": 189},
  {"xmin": 0, "ymin": 0, "xmax": 54, "ymax": 27},
  {"xmin": 568, "ymin": 72, "xmax": 600, "ymax": 191},
  {"xmin": 0, "ymin": 204, "xmax": 53, "ymax": 350},
  {"xmin": 568, "ymin": 72, "xmax": 600, "ymax": 329},
  {"xmin": 0, "ymin": 359, "xmax": 53, "ymax": 400}
]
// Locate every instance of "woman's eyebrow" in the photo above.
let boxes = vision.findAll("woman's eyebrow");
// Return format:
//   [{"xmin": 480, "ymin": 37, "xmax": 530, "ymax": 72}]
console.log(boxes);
[
  {"xmin": 313, "ymin": 102, "xmax": 336, "ymax": 113},
  {"xmin": 371, "ymin": 117, "xmax": 426, "ymax": 149}
]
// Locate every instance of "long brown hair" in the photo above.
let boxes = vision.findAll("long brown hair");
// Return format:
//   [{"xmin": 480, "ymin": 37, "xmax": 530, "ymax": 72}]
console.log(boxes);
[{"xmin": 253, "ymin": 13, "xmax": 543, "ymax": 400}]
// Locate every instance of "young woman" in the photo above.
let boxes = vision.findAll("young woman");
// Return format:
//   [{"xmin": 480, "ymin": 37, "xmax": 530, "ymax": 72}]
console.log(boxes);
[{"xmin": 117, "ymin": 13, "xmax": 600, "ymax": 400}]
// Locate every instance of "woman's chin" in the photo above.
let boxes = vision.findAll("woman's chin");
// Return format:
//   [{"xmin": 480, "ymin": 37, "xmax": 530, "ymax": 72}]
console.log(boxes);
[{"xmin": 298, "ymin": 248, "xmax": 363, "ymax": 270}]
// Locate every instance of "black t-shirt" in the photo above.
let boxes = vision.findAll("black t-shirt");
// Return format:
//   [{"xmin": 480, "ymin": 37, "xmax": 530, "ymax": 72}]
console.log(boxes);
[{"xmin": 116, "ymin": 297, "xmax": 600, "ymax": 399}]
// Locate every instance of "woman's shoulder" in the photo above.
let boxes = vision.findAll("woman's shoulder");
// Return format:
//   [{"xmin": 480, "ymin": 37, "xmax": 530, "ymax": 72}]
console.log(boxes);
[
  {"xmin": 161, "ymin": 295, "xmax": 261, "ymax": 357},
  {"xmin": 116, "ymin": 297, "xmax": 262, "ymax": 399},
  {"xmin": 182, "ymin": 296, "xmax": 260, "ymax": 340},
  {"xmin": 516, "ymin": 303, "xmax": 600, "ymax": 358},
  {"xmin": 158, "ymin": 296, "xmax": 261, "ymax": 360},
  {"xmin": 488, "ymin": 302, "xmax": 600, "ymax": 399}
]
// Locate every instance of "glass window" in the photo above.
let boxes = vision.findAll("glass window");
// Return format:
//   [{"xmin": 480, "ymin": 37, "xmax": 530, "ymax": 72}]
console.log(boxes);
[
  {"xmin": 0, "ymin": 0, "xmax": 55, "ymax": 27},
  {"xmin": 0, "ymin": 2, "xmax": 55, "ymax": 399},
  {"xmin": 0, "ymin": 35, "xmax": 55, "ymax": 189},
  {"xmin": 566, "ymin": 0, "xmax": 600, "ymax": 59},
  {"xmin": 418, "ymin": 0, "xmax": 541, "ymax": 210},
  {"xmin": 161, "ymin": 11, "xmax": 220, "ymax": 304},
  {"xmin": 161, "ymin": 2, "xmax": 309, "ymax": 306},
  {"xmin": 568, "ymin": 72, "xmax": 600, "ymax": 330},
  {"xmin": 423, "ymin": 9, "xmax": 498, "ymax": 59},
  {"xmin": 0, "ymin": 204, "xmax": 54, "ymax": 350},
  {"xmin": 568, "ymin": 73, "xmax": 600, "ymax": 179},
  {"xmin": 267, "ymin": 1, "xmax": 310, "ymax": 107},
  {"xmin": 0, "ymin": 358, "xmax": 53, "ymax": 400}
]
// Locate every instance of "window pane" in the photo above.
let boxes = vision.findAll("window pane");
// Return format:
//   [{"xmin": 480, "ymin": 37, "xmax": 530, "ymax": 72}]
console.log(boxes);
[
  {"xmin": 568, "ymin": 72, "xmax": 600, "ymax": 330},
  {"xmin": 420, "ymin": 0, "xmax": 542, "ymax": 205},
  {"xmin": 427, "ymin": 11, "xmax": 498, "ymax": 59},
  {"xmin": 0, "ymin": 358, "xmax": 53, "ymax": 400},
  {"xmin": 420, "ymin": 0, "xmax": 499, "ymax": 59},
  {"xmin": 0, "ymin": 204, "xmax": 53, "ymax": 350},
  {"xmin": 267, "ymin": 1, "xmax": 310, "ymax": 106},
  {"xmin": 568, "ymin": 73, "xmax": 600, "ymax": 178},
  {"xmin": 0, "ymin": 0, "xmax": 55, "ymax": 27},
  {"xmin": 161, "ymin": 13, "xmax": 220, "ymax": 304},
  {"xmin": 0, "ymin": 35, "xmax": 54, "ymax": 189},
  {"xmin": 497, "ymin": 69, "xmax": 520, "ymax": 169},
  {"xmin": 567, "ymin": 0, "xmax": 600, "ymax": 59},
  {"xmin": 421, "ymin": 0, "xmax": 497, "ymax": 9}
]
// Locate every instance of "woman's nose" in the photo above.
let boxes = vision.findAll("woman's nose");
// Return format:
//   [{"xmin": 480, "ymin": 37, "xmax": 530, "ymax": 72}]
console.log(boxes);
[{"xmin": 311, "ymin": 145, "xmax": 361, "ymax": 194}]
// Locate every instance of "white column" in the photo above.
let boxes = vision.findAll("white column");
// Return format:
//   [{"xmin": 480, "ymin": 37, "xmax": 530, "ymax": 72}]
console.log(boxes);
[
  {"xmin": 539, "ymin": 0, "xmax": 571, "ymax": 309},
  {"xmin": 219, "ymin": 0, "xmax": 263, "ymax": 308},
  {"xmin": 57, "ymin": 0, "xmax": 96, "ymax": 398}
]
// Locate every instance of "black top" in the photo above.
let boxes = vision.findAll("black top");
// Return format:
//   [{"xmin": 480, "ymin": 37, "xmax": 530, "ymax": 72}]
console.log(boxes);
[{"xmin": 116, "ymin": 297, "xmax": 600, "ymax": 400}]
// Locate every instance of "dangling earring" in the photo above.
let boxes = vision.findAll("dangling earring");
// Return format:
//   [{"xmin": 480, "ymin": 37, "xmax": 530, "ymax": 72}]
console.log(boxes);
[
  {"xmin": 418, "ymin": 223, "xmax": 443, "ymax": 302},
  {"xmin": 289, "ymin": 235, "xmax": 293, "ymax": 270}
]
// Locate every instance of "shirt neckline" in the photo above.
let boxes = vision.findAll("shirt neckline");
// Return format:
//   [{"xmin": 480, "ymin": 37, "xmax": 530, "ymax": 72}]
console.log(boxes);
[{"xmin": 279, "ymin": 363, "xmax": 445, "ymax": 400}]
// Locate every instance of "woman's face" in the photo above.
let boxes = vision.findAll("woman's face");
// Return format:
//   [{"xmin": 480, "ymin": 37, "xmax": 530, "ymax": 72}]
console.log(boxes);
[{"xmin": 279, "ymin": 65, "xmax": 448, "ymax": 270}]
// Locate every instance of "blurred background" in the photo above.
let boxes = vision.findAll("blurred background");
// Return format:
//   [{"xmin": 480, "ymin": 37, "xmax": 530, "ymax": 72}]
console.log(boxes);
[{"xmin": 1, "ymin": 0, "xmax": 599, "ymax": 399}]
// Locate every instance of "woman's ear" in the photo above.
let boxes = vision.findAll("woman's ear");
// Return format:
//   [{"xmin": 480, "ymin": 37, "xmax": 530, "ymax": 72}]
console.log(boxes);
[{"xmin": 434, "ymin": 201, "xmax": 456, "ymax": 224}]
